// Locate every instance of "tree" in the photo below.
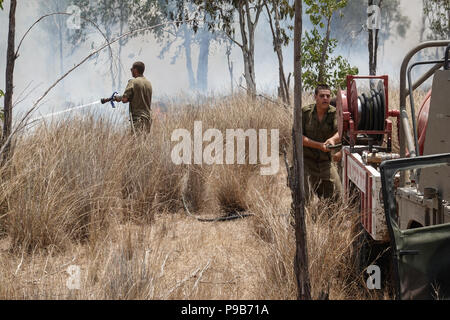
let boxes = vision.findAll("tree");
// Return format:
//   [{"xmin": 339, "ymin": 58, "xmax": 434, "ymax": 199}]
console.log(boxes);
[
  {"xmin": 423, "ymin": 0, "xmax": 450, "ymax": 40},
  {"xmin": 2, "ymin": 0, "xmax": 17, "ymax": 162},
  {"xmin": 304, "ymin": 0, "xmax": 348, "ymax": 83},
  {"xmin": 330, "ymin": 0, "xmax": 410, "ymax": 75},
  {"xmin": 132, "ymin": 0, "xmax": 216, "ymax": 92},
  {"xmin": 69, "ymin": 0, "xmax": 136, "ymax": 91},
  {"xmin": 39, "ymin": 0, "xmax": 72, "ymax": 77},
  {"xmin": 191, "ymin": 0, "xmax": 265, "ymax": 97},
  {"xmin": 291, "ymin": 0, "xmax": 311, "ymax": 300},
  {"xmin": 301, "ymin": 0, "xmax": 358, "ymax": 91},
  {"xmin": 265, "ymin": 0, "xmax": 294, "ymax": 104},
  {"xmin": 367, "ymin": 0, "xmax": 380, "ymax": 76},
  {"xmin": 301, "ymin": 28, "xmax": 358, "ymax": 91}
]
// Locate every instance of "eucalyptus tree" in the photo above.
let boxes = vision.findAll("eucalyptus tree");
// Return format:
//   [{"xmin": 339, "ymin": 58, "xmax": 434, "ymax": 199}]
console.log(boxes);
[{"xmin": 189, "ymin": 0, "xmax": 266, "ymax": 97}]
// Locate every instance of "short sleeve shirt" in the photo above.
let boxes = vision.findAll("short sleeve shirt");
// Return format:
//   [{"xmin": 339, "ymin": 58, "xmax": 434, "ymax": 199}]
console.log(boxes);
[
  {"xmin": 302, "ymin": 104, "xmax": 338, "ymax": 176},
  {"xmin": 122, "ymin": 76, "xmax": 153, "ymax": 121}
]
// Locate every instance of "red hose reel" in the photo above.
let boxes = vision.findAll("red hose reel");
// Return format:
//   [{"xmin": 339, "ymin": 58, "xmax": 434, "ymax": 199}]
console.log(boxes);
[{"xmin": 336, "ymin": 75, "xmax": 399, "ymax": 151}]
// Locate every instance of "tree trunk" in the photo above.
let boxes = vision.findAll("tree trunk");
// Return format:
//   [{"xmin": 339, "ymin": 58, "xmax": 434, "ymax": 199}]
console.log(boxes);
[
  {"xmin": 368, "ymin": 27, "xmax": 374, "ymax": 75},
  {"xmin": 238, "ymin": 5, "xmax": 254, "ymax": 96},
  {"xmin": 246, "ymin": 7, "xmax": 257, "ymax": 97},
  {"xmin": 275, "ymin": 5, "xmax": 290, "ymax": 104},
  {"xmin": 196, "ymin": 28, "xmax": 210, "ymax": 93},
  {"xmin": 318, "ymin": 15, "xmax": 332, "ymax": 83},
  {"xmin": 246, "ymin": 1, "xmax": 259, "ymax": 97},
  {"xmin": 183, "ymin": 24, "xmax": 196, "ymax": 90},
  {"xmin": 236, "ymin": 1, "xmax": 261, "ymax": 97},
  {"xmin": 266, "ymin": 2, "xmax": 290, "ymax": 104},
  {"xmin": 292, "ymin": 0, "xmax": 311, "ymax": 300},
  {"xmin": 3, "ymin": 0, "xmax": 17, "ymax": 162},
  {"xmin": 226, "ymin": 41, "xmax": 234, "ymax": 95},
  {"xmin": 368, "ymin": 0, "xmax": 382, "ymax": 87},
  {"xmin": 368, "ymin": 0, "xmax": 381, "ymax": 77},
  {"xmin": 373, "ymin": 28, "xmax": 379, "ymax": 75}
]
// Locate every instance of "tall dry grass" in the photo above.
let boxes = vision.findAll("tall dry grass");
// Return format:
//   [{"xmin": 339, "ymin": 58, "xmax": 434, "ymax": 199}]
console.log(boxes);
[{"xmin": 0, "ymin": 93, "xmax": 394, "ymax": 299}]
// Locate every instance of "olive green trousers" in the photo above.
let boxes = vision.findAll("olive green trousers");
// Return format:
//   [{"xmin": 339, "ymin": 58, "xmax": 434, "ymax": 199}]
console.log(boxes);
[{"xmin": 304, "ymin": 163, "xmax": 342, "ymax": 201}]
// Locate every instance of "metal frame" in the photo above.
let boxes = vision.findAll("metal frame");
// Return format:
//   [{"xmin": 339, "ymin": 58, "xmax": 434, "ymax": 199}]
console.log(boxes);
[
  {"xmin": 380, "ymin": 153, "xmax": 450, "ymax": 299},
  {"xmin": 344, "ymin": 75, "xmax": 392, "ymax": 152},
  {"xmin": 398, "ymin": 40, "xmax": 450, "ymax": 185},
  {"xmin": 407, "ymin": 60, "xmax": 445, "ymax": 156}
]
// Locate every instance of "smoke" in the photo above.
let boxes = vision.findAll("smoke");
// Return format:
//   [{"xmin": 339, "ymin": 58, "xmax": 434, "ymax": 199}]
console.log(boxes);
[{"xmin": 0, "ymin": 0, "xmax": 432, "ymax": 121}]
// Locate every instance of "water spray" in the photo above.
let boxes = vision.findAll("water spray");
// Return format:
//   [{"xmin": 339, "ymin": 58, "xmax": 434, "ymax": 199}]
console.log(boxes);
[{"xmin": 29, "ymin": 91, "xmax": 119, "ymax": 123}]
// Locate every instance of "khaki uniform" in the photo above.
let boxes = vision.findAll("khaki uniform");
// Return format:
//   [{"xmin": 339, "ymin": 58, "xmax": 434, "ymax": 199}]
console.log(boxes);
[
  {"xmin": 302, "ymin": 104, "xmax": 342, "ymax": 200},
  {"xmin": 122, "ymin": 76, "xmax": 153, "ymax": 133}
]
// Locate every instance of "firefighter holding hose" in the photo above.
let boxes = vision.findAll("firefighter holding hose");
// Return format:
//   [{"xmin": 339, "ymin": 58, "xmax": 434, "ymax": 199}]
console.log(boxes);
[
  {"xmin": 302, "ymin": 84, "xmax": 342, "ymax": 200},
  {"xmin": 102, "ymin": 61, "xmax": 153, "ymax": 134}
]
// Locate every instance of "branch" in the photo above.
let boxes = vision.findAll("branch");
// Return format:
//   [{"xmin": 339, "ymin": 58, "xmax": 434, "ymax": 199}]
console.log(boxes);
[
  {"xmin": 15, "ymin": 12, "xmax": 112, "ymax": 60},
  {"xmin": 253, "ymin": 0, "xmax": 265, "ymax": 27},
  {"xmin": 226, "ymin": 33, "xmax": 243, "ymax": 49},
  {"xmin": 238, "ymin": 84, "xmax": 290, "ymax": 110},
  {"xmin": 0, "ymin": 19, "xmax": 195, "ymax": 160},
  {"xmin": 15, "ymin": 12, "xmax": 117, "ymax": 87},
  {"xmin": 265, "ymin": 3, "xmax": 277, "ymax": 48}
]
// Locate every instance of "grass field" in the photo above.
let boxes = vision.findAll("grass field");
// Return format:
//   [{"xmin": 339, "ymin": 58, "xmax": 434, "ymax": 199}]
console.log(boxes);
[{"xmin": 0, "ymin": 90, "xmax": 428, "ymax": 299}]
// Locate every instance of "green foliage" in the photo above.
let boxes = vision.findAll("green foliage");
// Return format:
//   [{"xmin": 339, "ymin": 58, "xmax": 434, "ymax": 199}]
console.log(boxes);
[
  {"xmin": 301, "ymin": 29, "xmax": 358, "ymax": 92},
  {"xmin": 423, "ymin": 0, "xmax": 450, "ymax": 39},
  {"xmin": 301, "ymin": 0, "xmax": 358, "ymax": 91},
  {"xmin": 0, "ymin": 0, "xmax": 3, "ymax": 10},
  {"xmin": 304, "ymin": 0, "xmax": 347, "ymax": 27},
  {"xmin": 189, "ymin": 0, "xmax": 275, "ymax": 39}
]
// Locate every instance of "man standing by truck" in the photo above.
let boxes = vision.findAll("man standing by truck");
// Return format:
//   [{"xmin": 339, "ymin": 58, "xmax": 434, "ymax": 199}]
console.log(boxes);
[
  {"xmin": 114, "ymin": 61, "xmax": 153, "ymax": 134},
  {"xmin": 302, "ymin": 84, "xmax": 342, "ymax": 200}
]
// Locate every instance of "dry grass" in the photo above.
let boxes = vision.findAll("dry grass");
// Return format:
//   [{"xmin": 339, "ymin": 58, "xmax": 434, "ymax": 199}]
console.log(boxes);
[{"xmin": 0, "ymin": 93, "xmax": 396, "ymax": 300}]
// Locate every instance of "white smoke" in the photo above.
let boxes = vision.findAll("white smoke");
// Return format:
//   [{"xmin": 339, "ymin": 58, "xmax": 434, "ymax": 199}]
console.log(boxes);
[{"xmin": 0, "ymin": 0, "xmax": 430, "ymax": 121}]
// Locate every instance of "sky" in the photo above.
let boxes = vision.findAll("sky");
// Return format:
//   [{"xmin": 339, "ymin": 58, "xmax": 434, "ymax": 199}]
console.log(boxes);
[{"xmin": 0, "ymin": 0, "xmax": 434, "ymax": 120}]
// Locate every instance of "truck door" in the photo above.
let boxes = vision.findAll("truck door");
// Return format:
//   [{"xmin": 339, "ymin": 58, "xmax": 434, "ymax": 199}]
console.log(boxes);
[{"xmin": 380, "ymin": 154, "xmax": 450, "ymax": 300}]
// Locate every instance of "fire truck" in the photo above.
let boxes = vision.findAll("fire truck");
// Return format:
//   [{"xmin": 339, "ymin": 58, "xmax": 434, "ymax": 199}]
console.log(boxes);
[{"xmin": 336, "ymin": 41, "xmax": 450, "ymax": 299}]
